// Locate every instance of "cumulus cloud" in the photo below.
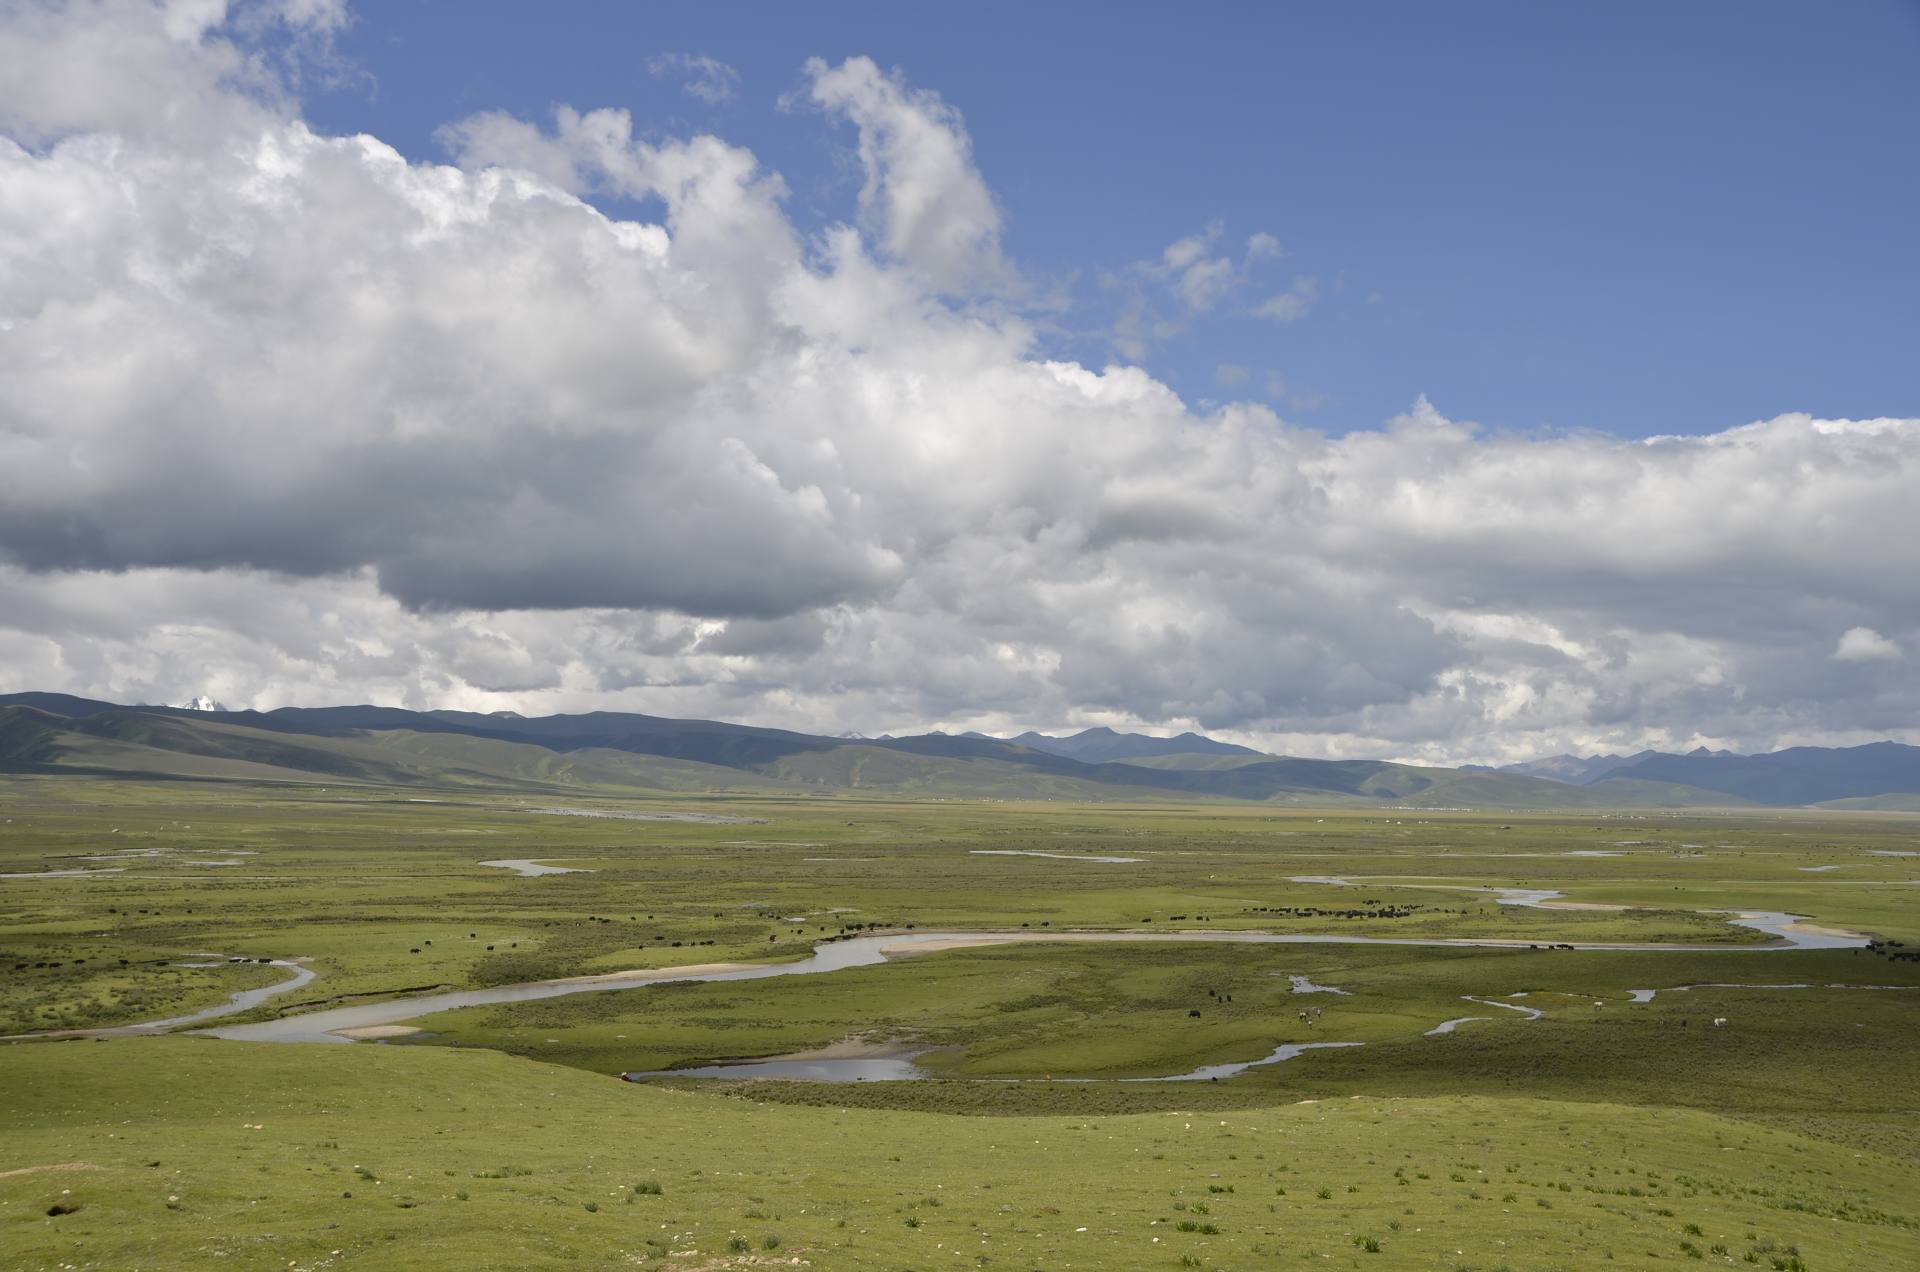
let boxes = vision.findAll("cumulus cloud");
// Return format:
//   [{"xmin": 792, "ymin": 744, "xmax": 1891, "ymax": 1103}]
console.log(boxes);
[
  {"xmin": 1833, "ymin": 627, "xmax": 1902, "ymax": 662},
  {"xmin": 1254, "ymin": 274, "xmax": 1318, "ymax": 322},
  {"xmin": 1108, "ymin": 224, "xmax": 1286, "ymax": 357},
  {"xmin": 1160, "ymin": 225, "xmax": 1237, "ymax": 312},
  {"xmin": 1, "ymin": 2, "xmax": 1917, "ymax": 762},
  {"xmin": 646, "ymin": 53, "xmax": 739, "ymax": 104},
  {"xmin": 799, "ymin": 55, "xmax": 1008, "ymax": 292}
]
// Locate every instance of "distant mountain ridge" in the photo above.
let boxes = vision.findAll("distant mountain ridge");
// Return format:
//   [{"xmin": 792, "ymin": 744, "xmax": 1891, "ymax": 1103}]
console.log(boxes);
[
  {"xmin": 1595, "ymin": 741, "xmax": 1920, "ymax": 806},
  {"xmin": 0, "ymin": 692, "xmax": 1912, "ymax": 809},
  {"xmin": 1001, "ymin": 726, "xmax": 1263, "ymax": 763},
  {"xmin": 1487, "ymin": 741, "xmax": 1920, "ymax": 806},
  {"xmin": 1486, "ymin": 751, "xmax": 1658, "ymax": 783}
]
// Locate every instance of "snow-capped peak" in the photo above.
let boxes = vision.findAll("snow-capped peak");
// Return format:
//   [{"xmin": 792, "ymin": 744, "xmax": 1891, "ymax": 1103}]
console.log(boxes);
[{"xmin": 178, "ymin": 695, "xmax": 227, "ymax": 712}]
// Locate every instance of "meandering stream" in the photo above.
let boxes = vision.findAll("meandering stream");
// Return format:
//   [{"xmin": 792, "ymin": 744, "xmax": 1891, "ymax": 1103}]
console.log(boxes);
[
  {"xmin": 1, "ymin": 957, "xmax": 316, "ymax": 1042},
  {"xmin": 479, "ymin": 858, "xmax": 588, "ymax": 876},
  {"xmin": 620, "ymin": 1040, "xmax": 1369, "ymax": 1084},
  {"xmin": 7, "ymin": 824, "xmax": 1895, "ymax": 1088},
  {"xmin": 197, "ymin": 903, "xmax": 1866, "ymax": 1046},
  {"xmin": 970, "ymin": 850, "xmax": 1145, "ymax": 863}
]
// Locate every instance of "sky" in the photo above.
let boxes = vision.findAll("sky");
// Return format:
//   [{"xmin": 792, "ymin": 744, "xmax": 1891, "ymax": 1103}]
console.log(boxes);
[{"xmin": 1, "ymin": 0, "xmax": 1917, "ymax": 764}]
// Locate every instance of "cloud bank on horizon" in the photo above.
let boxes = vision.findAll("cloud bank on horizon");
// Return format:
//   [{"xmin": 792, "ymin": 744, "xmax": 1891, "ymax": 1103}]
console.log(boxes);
[{"xmin": 0, "ymin": 0, "xmax": 1914, "ymax": 764}]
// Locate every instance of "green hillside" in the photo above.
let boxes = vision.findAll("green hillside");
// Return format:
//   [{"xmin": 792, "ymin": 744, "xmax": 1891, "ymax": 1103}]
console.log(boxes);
[
  {"xmin": 0, "ymin": 706, "xmax": 792, "ymax": 796},
  {"xmin": 759, "ymin": 743, "xmax": 1207, "ymax": 799},
  {"xmin": 0, "ymin": 697, "xmax": 1800, "ymax": 809},
  {"xmin": 313, "ymin": 729, "xmax": 797, "ymax": 794},
  {"xmin": 1813, "ymin": 793, "xmax": 1920, "ymax": 811},
  {"xmin": 9, "ymin": 1038, "xmax": 1915, "ymax": 1271},
  {"xmin": 1108, "ymin": 752, "xmax": 1277, "ymax": 771},
  {"xmin": 0, "ymin": 706, "xmax": 378, "ymax": 785}
]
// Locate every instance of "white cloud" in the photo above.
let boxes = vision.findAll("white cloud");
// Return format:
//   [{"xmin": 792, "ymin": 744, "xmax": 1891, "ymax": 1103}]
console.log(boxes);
[
  {"xmin": 646, "ymin": 53, "xmax": 739, "ymax": 104},
  {"xmin": 162, "ymin": 0, "xmax": 230, "ymax": 42},
  {"xmin": 1246, "ymin": 231, "xmax": 1283, "ymax": 260},
  {"xmin": 1107, "ymin": 224, "xmax": 1288, "ymax": 356},
  {"xmin": 1254, "ymin": 274, "xmax": 1318, "ymax": 322},
  {"xmin": 800, "ymin": 55, "xmax": 1009, "ymax": 293},
  {"xmin": 1833, "ymin": 626, "xmax": 1902, "ymax": 662},
  {"xmin": 1171, "ymin": 252, "xmax": 1236, "ymax": 313},
  {"xmin": 2, "ymin": 2, "xmax": 1918, "ymax": 762},
  {"xmin": 0, "ymin": 0, "xmax": 261, "ymax": 145}
]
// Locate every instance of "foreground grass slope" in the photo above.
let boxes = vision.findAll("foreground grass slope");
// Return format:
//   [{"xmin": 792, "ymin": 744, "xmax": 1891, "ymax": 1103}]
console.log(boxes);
[{"xmin": 4, "ymin": 1038, "xmax": 1916, "ymax": 1272}]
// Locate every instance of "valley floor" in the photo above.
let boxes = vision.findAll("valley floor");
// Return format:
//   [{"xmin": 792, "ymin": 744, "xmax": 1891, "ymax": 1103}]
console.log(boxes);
[{"xmin": 3, "ymin": 779, "xmax": 1918, "ymax": 1268}]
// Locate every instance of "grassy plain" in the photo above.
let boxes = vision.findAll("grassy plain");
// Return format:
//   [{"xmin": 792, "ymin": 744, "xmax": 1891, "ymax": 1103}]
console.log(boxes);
[
  {"xmin": 8, "ymin": 1039, "xmax": 1920, "ymax": 1271},
  {"xmin": 3, "ymin": 775, "xmax": 1919, "ymax": 1268}
]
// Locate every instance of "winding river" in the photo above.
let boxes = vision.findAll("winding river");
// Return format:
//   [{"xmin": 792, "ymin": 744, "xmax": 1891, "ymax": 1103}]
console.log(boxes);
[
  {"xmin": 7, "ymin": 879, "xmax": 1873, "ymax": 1064},
  {"xmin": 479, "ymin": 858, "xmax": 588, "ymax": 876},
  {"xmin": 621, "ymin": 1039, "xmax": 1370, "ymax": 1084},
  {"xmin": 2, "ymin": 957, "xmax": 317, "ymax": 1042},
  {"xmin": 197, "ymin": 907, "xmax": 1866, "ymax": 1046}
]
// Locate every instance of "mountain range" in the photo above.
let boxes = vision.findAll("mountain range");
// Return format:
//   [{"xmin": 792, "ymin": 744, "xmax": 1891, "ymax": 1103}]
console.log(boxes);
[
  {"xmin": 998, "ymin": 727, "xmax": 1262, "ymax": 763},
  {"xmin": 1479, "ymin": 743, "xmax": 1920, "ymax": 808},
  {"xmin": 1, "ymin": 692, "xmax": 1916, "ymax": 810}
]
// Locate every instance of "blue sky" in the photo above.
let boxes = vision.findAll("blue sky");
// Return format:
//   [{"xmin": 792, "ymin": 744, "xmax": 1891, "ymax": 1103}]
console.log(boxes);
[
  {"xmin": 304, "ymin": 0, "xmax": 1920, "ymax": 438},
  {"xmin": 3, "ymin": 0, "xmax": 1918, "ymax": 757}
]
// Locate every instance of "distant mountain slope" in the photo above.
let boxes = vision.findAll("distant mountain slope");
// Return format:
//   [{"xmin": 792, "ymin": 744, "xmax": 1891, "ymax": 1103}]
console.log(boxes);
[
  {"xmin": 755, "ymin": 740, "xmax": 1726, "ymax": 807},
  {"xmin": 1003, "ymin": 726, "xmax": 1262, "ymax": 763},
  {"xmin": 1488, "ymin": 751, "xmax": 1662, "ymax": 784},
  {"xmin": 0, "ymin": 691, "xmax": 133, "ymax": 719},
  {"xmin": 1596, "ymin": 741, "xmax": 1920, "ymax": 806},
  {"xmin": 1102, "ymin": 753, "xmax": 1274, "ymax": 772},
  {"xmin": 1483, "ymin": 739, "xmax": 1920, "ymax": 805},
  {"xmin": 0, "ymin": 704, "xmax": 794, "ymax": 794},
  {"xmin": 6, "ymin": 694, "xmax": 839, "ymax": 770},
  {"xmin": 759, "ymin": 744, "xmax": 1155, "ymax": 800},
  {"xmin": 0, "ymin": 704, "xmax": 397, "ymax": 785},
  {"xmin": 325, "ymin": 730, "xmax": 799, "ymax": 794},
  {"xmin": 1, "ymin": 693, "xmax": 1891, "ymax": 809},
  {"xmin": 1814, "ymin": 793, "xmax": 1920, "ymax": 812}
]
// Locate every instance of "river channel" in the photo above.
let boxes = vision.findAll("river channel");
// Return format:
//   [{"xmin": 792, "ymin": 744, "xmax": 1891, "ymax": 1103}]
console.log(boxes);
[{"xmin": 198, "ymin": 909, "xmax": 1865, "ymax": 1046}]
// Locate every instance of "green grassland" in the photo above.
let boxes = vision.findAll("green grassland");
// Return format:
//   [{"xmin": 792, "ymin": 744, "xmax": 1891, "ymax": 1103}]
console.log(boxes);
[
  {"xmin": 3, "ymin": 776, "xmax": 1918, "ymax": 1268},
  {"xmin": 5, "ymin": 1039, "xmax": 1919, "ymax": 1271},
  {"xmin": 7, "ymin": 779, "xmax": 1918, "ymax": 1035}
]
